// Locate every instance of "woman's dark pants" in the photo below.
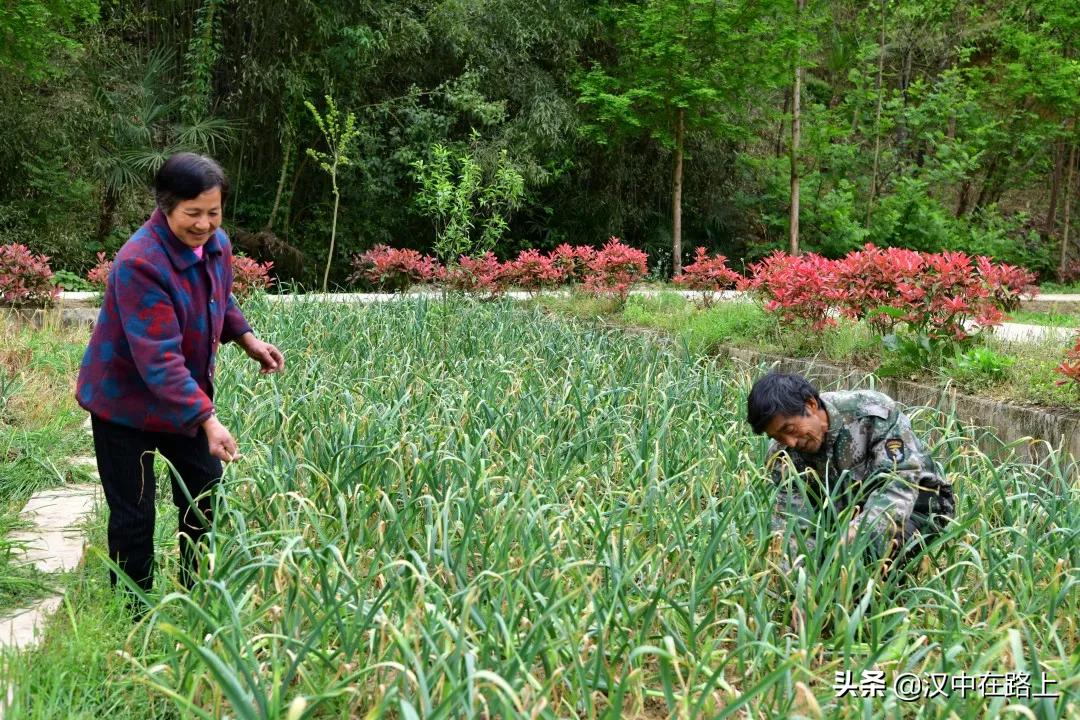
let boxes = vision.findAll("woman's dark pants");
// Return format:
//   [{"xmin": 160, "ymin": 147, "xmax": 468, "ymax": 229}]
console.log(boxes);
[{"xmin": 91, "ymin": 415, "xmax": 222, "ymax": 592}]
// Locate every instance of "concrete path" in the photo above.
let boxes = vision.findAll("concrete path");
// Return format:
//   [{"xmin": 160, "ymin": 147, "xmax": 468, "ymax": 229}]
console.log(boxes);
[
  {"xmin": 1027, "ymin": 293, "xmax": 1080, "ymax": 303},
  {"xmin": 987, "ymin": 322, "xmax": 1076, "ymax": 344},
  {"xmin": 0, "ymin": 415, "xmax": 99, "ymax": 656}
]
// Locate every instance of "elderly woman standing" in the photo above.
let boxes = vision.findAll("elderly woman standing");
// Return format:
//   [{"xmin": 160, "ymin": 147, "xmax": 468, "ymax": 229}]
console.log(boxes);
[{"xmin": 77, "ymin": 153, "xmax": 284, "ymax": 595}]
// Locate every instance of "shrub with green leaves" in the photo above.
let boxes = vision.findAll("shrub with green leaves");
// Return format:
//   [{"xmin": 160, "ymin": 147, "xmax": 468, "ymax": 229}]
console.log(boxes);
[
  {"xmin": 945, "ymin": 346, "xmax": 1015, "ymax": 390},
  {"xmin": 412, "ymin": 136, "xmax": 525, "ymax": 266}
]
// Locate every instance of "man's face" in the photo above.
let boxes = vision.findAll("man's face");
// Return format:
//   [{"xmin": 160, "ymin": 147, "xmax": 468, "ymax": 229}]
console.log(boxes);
[{"xmin": 763, "ymin": 398, "xmax": 829, "ymax": 454}]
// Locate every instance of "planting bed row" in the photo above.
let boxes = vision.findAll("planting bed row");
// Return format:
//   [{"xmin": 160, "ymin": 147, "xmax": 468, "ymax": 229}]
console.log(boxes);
[{"xmin": 3, "ymin": 297, "xmax": 1077, "ymax": 718}]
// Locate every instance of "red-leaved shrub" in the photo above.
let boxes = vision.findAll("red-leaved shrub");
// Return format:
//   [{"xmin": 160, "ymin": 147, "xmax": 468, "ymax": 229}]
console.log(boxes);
[
  {"xmin": 0, "ymin": 243, "xmax": 60, "ymax": 308},
  {"xmin": 443, "ymin": 252, "xmax": 508, "ymax": 297},
  {"xmin": 1058, "ymin": 336, "xmax": 1080, "ymax": 384},
  {"xmin": 502, "ymin": 249, "xmax": 567, "ymax": 294},
  {"xmin": 550, "ymin": 243, "xmax": 596, "ymax": 285},
  {"xmin": 674, "ymin": 248, "xmax": 741, "ymax": 306},
  {"xmin": 232, "ymin": 256, "xmax": 275, "ymax": 299},
  {"xmin": 747, "ymin": 245, "xmax": 1038, "ymax": 341},
  {"xmin": 833, "ymin": 245, "xmax": 1035, "ymax": 342},
  {"xmin": 349, "ymin": 245, "xmax": 441, "ymax": 291},
  {"xmin": 744, "ymin": 251, "xmax": 841, "ymax": 330},
  {"xmin": 583, "ymin": 237, "xmax": 648, "ymax": 302},
  {"xmin": 87, "ymin": 252, "xmax": 114, "ymax": 290}
]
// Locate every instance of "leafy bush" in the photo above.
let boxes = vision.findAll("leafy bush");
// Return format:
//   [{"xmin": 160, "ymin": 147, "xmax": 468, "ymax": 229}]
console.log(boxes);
[
  {"xmin": 86, "ymin": 252, "xmax": 114, "ymax": 290},
  {"xmin": 232, "ymin": 256, "xmax": 275, "ymax": 299},
  {"xmin": 673, "ymin": 247, "xmax": 741, "ymax": 306},
  {"xmin": 442, "ymin": 252, "xmax": 507, "ymax": 297},
  {"xmin": 583, "ymin": 237, "xmax": 648, "ymax": 303},
  {"xmin": 743, "ymin": 251, "xmax": 840, "ymax": 330},
  {"xmin": 52, "ymin": 269, "xmax": 94, "ymax": 292},
  {"xmin": 0, "ymin": 243, "xmax": 59, "ymax": 308},
  {"xmin": 348, "ymin": 245, "xmax": 440, "ymax": 292},
  {"xmin": 945, "ymin": 346, "xmax": 1015, "ymax": 390},
  {"xmin": 501, "ymin": 249, "xmax": 566, "ymax": 295},
  {"xmin": 412, "ymin": 141, "xmax": 525, "ymax": 265}
]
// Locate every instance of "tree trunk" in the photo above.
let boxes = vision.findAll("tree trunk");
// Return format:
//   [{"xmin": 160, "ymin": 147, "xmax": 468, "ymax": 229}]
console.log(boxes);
[
  {"xmin": 324, "ymin": 182, "xmax": 340, "ymax": 293},
  {"xmin": 282, "ymin": 153, "xmax": 309, "ymax": 241},
  {"xmin": 672, "ymin": 108, "xmax": 685, "ymax": 276},
  {"xmin": 265, "ymin": 141, "xmax": 292, "ymax": 231},
  {"xmin": 955, "ymin": 181, "xmax": 972, "ymax": 218},
  {"xmin": 790, "ymin": 0, "xmax": 804, "ymax": 256},
  {"xmin": 774, "ymin": 87, "xmax": 790, "ymax": 158},
  {"xmin": 974, "ymin": 154, "xmax": 1008, "ymax": 211},
  {"xmin": 95, "ymin": 190, "xmax": 119, "ymax": 248},
  {"xmin": 1060, "ymin": 140, "xmax": 1077, "ymax": 281},
  {"xmin": 1046, "ymin": 140, "xmax": 1065, "ymax": 235},
  {"xmin": 865, "ymin": 0, "xmax": 887, "ymax": 229},
  {"xmin": 895, "ymin": 45, "xmax": 913, "ymax": 149}
]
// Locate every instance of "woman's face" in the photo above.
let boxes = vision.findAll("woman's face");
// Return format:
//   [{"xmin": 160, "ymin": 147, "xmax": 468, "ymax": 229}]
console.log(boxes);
[{"xmin": 166, "ymin": 187, "xmax": 222, "ymax": 248}]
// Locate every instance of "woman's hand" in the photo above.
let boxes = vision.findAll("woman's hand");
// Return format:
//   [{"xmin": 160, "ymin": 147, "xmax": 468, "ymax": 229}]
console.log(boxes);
[
  {"xmin": 237, "ymin": 332, "xmax": 285, "ymax": 374},
  {"xmin": 203, "ymin": 415, "xmax": 239, "ymax": 463}
]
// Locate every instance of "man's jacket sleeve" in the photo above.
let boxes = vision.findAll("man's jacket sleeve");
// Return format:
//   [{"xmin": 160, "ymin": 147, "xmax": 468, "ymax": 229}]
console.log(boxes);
[
  {"xmin": 114, "ymin": 257, "xmax": 214, "ymax": 431},
  {"xmin": 859, "ymin": 408, "xmax": 943, "ymax": 553}
]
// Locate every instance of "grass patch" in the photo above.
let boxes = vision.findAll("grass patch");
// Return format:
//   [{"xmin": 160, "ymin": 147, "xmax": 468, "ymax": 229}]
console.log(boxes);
[
  {"xmin": 0, "ymin": 313, "xmax": 94, "ymax": 613},
  {"xmin": 1, "ymin": 499, "xmax": 179, "ymax": 719},
  {"xmin": 1006, "ymin": 309, "xmax": 1080, "ymax": 328},
  {"xmin": 0, "ymin": 508, "xmax": 52, "ymax": 608},
  {"xmin": 1034, "ymin": 281, "xmax": 1080, "ymax": 294}
]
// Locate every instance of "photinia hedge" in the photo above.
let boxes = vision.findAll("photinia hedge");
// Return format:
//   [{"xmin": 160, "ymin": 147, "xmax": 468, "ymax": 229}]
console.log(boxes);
[
  {"xmin": 674, "ymin": 248, "xmax": 743, "ymax": 307},
  {"xmin": 347, "ymin": 240, "xmax": 647, "ymax": 300},
  {"xmin": 500, "ymin": 249, "xmax": 566, "ymax": 295},
  {"xmin": 746, "ymin": 244, "xmax": 1037, "ymax": 343},
  {"xmin": 442, "ymin": 252, "xmax": 508, "ymax": 297},
  {"xmin": 582, "ymin": 238, "xmax": 648, "ymax": 303},
  {"xmin": 233, "ymin": 256, "xmax": 275, "ymax": 299},
  {"xmin": 743, "ymin": 251, "xmax": 843, "ymax": 330},
  {"xmin": 0, "ymin": 243, "xmax": 60, "ymax": 308},
  {"xmin": 86, "ymin": 251, "xmax": 114, "ymax": 290},
  {"xmin": 349, "ymin": 245, "xmax": 441, "ymax": 291}
]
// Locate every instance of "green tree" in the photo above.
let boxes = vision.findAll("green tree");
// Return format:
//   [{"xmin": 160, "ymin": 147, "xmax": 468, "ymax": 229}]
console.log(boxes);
[
  {"xmin": 0, "ymin": 0, "xmax": 97, "ymax": 80},
  {"xmin": 577, "ymin": 0, "xmax": 788, "ymax": 274},
  {"xmin": 305, "ymin": 94, "xmax": 361, "ymax": 292},
  {"xmin": 90, "ymin": 47, "xmax": 235, "ymax": 245},
  {"xmin": 412, "ymin": 135, "xmax": 525, "ymax": 265}
]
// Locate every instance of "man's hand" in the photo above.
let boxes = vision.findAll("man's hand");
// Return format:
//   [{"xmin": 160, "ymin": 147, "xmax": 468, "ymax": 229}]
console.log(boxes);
[
  {"xmin": 203, "ymin": 415, "xmax": 239, "ymax": 463},
  {"xmin": 237, "ymin": 332, "xmax": 285, "ymax": 374}
]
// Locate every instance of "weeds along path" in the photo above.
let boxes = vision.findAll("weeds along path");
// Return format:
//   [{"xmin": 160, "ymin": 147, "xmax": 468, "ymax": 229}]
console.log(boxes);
[{"xmin": 3, "ymin": 296, "xmax": 1077, "ymax": 718}]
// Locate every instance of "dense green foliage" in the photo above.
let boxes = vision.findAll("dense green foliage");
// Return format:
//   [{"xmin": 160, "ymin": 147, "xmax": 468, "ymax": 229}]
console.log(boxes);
[{"xmin": 2, "ymin": 0, "xmax": 1080, "ymax": 284}]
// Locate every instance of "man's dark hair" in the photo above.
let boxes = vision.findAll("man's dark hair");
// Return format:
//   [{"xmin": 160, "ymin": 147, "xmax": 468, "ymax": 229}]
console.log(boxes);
[
  {"xmin": 746, "ymin": 372, "xmax": 822, "ymax": 434},
  {"xmin": 153, "ymin": 153, "xmax": 229, "ymax": 214}
]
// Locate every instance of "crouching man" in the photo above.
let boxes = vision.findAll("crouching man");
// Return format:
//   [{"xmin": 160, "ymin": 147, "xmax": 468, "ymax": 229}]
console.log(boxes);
[{"xmin": 746, "ymin": 372, "xmax": 955, "ymax": 572}]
